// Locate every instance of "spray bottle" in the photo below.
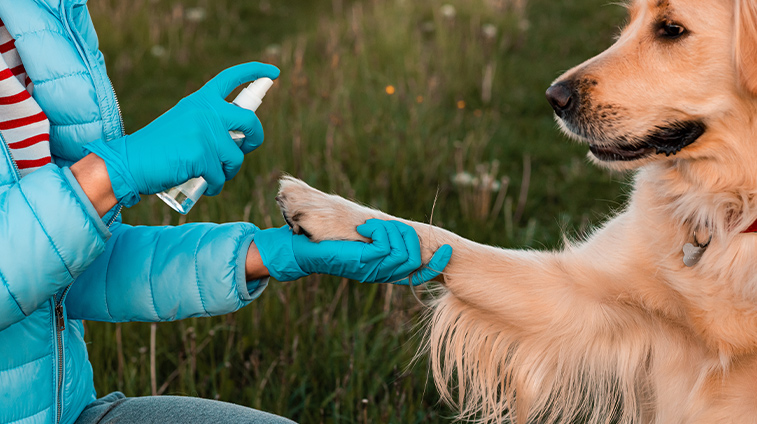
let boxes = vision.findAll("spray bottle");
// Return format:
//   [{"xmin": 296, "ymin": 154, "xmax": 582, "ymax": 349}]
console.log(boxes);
[{"xmin": 157, "ymin": 77, "xmax": 274, "ymax": 214}]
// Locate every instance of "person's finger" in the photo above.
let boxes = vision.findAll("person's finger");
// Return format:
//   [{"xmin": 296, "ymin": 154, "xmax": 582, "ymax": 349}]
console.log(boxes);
[
  {"xmin": 356, "ymin": 220, "xmax": 392, "ymax": 262},
  {"xmin": 215, "ymin": 101, "xmax": 265, "ymax": 154},
  {"xmin": 378, "ymin": 221, "xmax": 421, "ymax": 280},
  {"xmin": 201, "ymin": 62, "xmax": 280, "ymax": 98},
  {"xmin": 202, "ymin": 158, "xmax": 227, "ymax": 196},
  {"xmin": 396, "ymin": 244, "xmax": 452, "ymax": 286},
  {"xmin": 379, "ymin": 221, "xmax": 411, "ymax": 267},
  {"xmin": 215, "ymin": 136, "xmax": 244, "ymax": 180},
  {"xmin": 393, "ymin": 221, "xmax": 423, "ymax": 269}
]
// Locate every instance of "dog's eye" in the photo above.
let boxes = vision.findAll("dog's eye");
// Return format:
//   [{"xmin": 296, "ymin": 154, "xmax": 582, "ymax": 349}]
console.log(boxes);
[{"xmin": 658, "ymin": 22, "xmax": 686, "ymax": 39}]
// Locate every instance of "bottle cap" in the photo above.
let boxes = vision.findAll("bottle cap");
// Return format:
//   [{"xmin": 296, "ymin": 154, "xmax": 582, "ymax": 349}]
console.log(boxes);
[
  {"xmin": 248, "ymin": 77, "xmax": 274, "ymax": 98},
  {"xmin": 232, "ymin": 77, "xmax": 274, "ymax": 112}
]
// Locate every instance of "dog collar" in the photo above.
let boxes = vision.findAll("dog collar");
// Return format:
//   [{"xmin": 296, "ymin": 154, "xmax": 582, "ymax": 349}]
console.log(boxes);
[
  {"xmin": 685, "ymin": 222, "xmax": 757, "ymax": 267},
  {"xmin": 744, "ymin": 221, "xmax": 757, "ymax": 233}
]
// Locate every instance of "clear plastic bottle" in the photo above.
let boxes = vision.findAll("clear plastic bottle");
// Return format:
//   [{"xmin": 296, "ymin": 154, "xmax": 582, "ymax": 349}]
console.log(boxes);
[{"xmin": 157, "ymin": 77, "xmax": 274, "ymax": 214}]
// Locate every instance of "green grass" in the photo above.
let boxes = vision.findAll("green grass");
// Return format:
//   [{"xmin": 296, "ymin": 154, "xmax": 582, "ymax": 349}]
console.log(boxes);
[{"xmin": 84, "ymin": 0, "xmax": 629, "ymax": 422}]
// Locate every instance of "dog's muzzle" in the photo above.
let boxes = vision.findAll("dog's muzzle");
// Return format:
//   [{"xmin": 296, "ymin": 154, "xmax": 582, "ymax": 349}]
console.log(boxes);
[{"xmin": 546, "ymin": 81, "xmax": 706, "ymax": 162}]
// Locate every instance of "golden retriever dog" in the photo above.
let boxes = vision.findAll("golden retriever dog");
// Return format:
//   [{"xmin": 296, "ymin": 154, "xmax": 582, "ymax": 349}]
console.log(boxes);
[{"xmin": 274, "ymin": 0, "xmax": 757, "ymax": 422}]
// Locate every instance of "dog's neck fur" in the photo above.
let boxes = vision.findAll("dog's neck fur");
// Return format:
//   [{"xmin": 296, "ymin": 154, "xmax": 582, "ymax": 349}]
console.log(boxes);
[
  {"xmin": 626, "ymin": 105, "xmax": 757, "ymax": 358},
  {"xmin": 637, "ymin": 100, "xmax": 757, "ymax": 241}
]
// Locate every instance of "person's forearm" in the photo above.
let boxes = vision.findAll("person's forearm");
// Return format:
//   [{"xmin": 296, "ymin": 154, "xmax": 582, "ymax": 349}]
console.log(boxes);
[
  {"xmin": 246, "ymin": 242, "xmax": 271, "ymax": 280},
  {"xmin": 69, "ymin": 153, "xmax": 118, "ymax": 217},
  {"xmin": 71, "ymin": 153, "xmax": 270, "ymax": 281}
]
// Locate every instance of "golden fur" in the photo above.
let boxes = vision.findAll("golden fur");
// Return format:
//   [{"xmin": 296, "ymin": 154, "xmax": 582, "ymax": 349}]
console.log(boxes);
[{"xmin": 274, "ymin": 0, "xmax": 757, "ymax": 422}]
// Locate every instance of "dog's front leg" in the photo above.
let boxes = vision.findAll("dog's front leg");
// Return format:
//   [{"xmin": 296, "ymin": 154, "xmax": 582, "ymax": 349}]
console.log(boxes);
[
  {"xmin": 275, "ymin": 176, "xmax": 662, "ymax": 334},
  {"xmin": 275, "ymin": 176, "xmax": 694, "ymax": 423}
]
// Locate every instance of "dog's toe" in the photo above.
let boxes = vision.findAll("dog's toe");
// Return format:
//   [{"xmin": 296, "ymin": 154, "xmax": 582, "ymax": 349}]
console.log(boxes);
[
  {"xmin": 281, "ymin": 210, "xmax": 296, "ymax": 229},
  {"xmin": 277, "ymin": 203, "xmax": 315, "ymax": 239}
]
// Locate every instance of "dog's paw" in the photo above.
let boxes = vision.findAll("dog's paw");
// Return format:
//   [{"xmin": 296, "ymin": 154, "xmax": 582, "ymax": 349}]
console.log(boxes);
[
  {"xmin": 275, "ymin": 178, "xmax": 314, "ymax": 238},
  {"xmin": 276, "ymin": 176, "xmax": 383, "ymax": 243}
]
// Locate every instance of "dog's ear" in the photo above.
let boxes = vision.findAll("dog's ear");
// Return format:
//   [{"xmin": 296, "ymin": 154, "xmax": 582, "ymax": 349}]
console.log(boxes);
[{"xmin": 737, "ymin": 0, "xmax": 757, "ymax": 94}]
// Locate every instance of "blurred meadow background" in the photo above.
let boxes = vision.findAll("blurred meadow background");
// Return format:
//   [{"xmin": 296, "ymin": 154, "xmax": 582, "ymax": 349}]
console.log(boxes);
[{"xmin": 85, "ymin": 0, "xmax": 628, "ymax": 422}]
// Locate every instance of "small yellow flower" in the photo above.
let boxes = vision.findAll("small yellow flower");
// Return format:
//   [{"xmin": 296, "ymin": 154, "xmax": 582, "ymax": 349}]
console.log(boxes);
[
  {"xmin": 457, "ymin": 100, "xmax": 466, "ymax": 109},
  {"xmin": 416, "ymin": 95, "xmax": 424, "ymax": 103},
  {"xmin": 385, "ymin": 85, "xmax": 396, "ymax": 95}
]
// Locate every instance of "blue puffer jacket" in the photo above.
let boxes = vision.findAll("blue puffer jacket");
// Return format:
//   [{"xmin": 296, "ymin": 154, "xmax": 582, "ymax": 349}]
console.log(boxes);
[{"xmin": 0, "ymin": 1, "xmax": 269, "ymax": 423}]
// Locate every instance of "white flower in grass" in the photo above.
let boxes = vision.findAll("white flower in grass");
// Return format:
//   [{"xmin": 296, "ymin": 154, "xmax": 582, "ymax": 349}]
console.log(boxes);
[
  {"xmin": 479, "ymin": 174, "xmax": 501, "ymax": 191},
  {"xmin": 265, "ymin": 44, "xmax": 282, "ymax": 57},
  {"xmin": 482, "ymin": 24, "xmax": 498, "ymax": 40},
  {"xmin": 440, "ymin": 4, "xmax": 456, "ymax": 19},
  {"xmin": 519, "ymin": 19, "xmax": 531, "ymax": 32},
  {"xmin": 185, "ymin": 7, "xmax": 206, "ymax": 23},
  {"xmin": 453, "ymin": 172, "xmax": 475, "ymax": 187},
  {"xmin": 150, "ymin": 45, "xmax": 167, "ymax": 58}
]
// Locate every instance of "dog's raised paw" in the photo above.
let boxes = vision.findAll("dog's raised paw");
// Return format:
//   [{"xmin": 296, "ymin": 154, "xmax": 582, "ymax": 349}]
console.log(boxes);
[
  {"xmin": 275, "ymin": 191, "xmax": 312, "ymax": 238},
  {"xmin": 275, "ymin": 177, "xmax": 333, "ymax": 241},
  {"xmin": 275, "ymin": 176, "xmax": 377, "ymax": 243}
]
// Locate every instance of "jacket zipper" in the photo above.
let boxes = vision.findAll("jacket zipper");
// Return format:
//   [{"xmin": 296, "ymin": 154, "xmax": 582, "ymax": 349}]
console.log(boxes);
[
  {"xmin": 5, "ymin": 144, "xmax": 21, "ymax": 180},
  {"xmin": 106, "ymin": 204, "xmax": 123, "ymax": 227},
  {"xmin": 0, "ymin": 132, "xmax": 21, "ymax": 181},
  {"xmin": 108, "ymin": 77, "xmax": 125, "ymax": 138},
  {"xmin": 54, "ymin": 284, "xmax": 72, "ymax": 424},
  {"xmin": 105, "ymin": 78, "xmax": 125, "ymax": 226},
  {"xmin": 104, "ymin": 78, "xmax": 124, "ymax": 227}
]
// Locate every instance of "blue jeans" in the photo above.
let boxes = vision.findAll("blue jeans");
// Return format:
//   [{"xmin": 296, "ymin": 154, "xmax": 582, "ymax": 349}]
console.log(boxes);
[{"xmin": 74, "ymin": 392, "xmax": 297, "ymax": 424}]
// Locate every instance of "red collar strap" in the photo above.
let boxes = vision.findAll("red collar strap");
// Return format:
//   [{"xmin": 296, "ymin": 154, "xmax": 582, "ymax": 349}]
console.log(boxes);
[{"xmin": 744, "ymin": 220, "xmax": 757, "ymax": 233}]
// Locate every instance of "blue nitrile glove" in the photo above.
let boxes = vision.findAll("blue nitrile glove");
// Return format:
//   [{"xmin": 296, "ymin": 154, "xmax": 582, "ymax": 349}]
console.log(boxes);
[
  {"xmin": 254, "ymin": 219, "xmax": 452, "ymax": 285},
  {"xmin": 84, "ymin": 62, "xmax": 280, "ymax": 207}
]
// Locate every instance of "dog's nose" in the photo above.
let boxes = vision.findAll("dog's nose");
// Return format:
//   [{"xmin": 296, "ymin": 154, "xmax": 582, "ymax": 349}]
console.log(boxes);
[{"xmin": 546, "ymin": 82, "xmax": 574, "ymax": 117}]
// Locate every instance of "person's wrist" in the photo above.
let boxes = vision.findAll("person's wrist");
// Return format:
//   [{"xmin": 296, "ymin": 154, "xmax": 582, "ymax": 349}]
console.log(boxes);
[
  {"xmin": 245, "ymin": 242, "xmax": 270, "ymax": 280},
  {"xmin": 69, "ymin": 153, "xmax": 118, "ymax": 217},
  {"xmin": 83, "ymin": 138, "xmax": 142, "ymax": 207},
  {"xmin": 254, "ymin": 227, "xmax": 308, "ymax": 281}
]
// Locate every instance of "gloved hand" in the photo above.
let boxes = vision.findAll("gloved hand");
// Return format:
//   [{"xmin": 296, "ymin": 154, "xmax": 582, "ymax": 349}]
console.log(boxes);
[
  {"xmin": 84, "ymin": 62, "xmax": 280, "ymax": 207},
  {"xmin": 254, "ymin": 219, "xmax": 452, "ymax": 285}
]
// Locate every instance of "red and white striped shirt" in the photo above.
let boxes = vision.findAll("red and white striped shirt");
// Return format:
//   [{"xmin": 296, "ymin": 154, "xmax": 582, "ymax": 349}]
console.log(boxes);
[{"xmin": 0, "ymin": 20, "xmax": 51, "ymax": 177}]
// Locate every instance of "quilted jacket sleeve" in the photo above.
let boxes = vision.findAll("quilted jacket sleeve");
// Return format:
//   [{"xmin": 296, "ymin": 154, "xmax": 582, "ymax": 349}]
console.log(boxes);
[
  {"xmin": 65, "ymin": 218, "xmax": 269, "ymax": 322},
  {"xmin": 0, "ymin": 165, "xmax": 110, "ymax": 331}
]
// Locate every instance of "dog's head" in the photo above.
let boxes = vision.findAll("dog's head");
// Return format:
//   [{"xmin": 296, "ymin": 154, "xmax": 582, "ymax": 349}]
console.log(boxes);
[{"xmin": 547, "ymin": 0, "xmax": 757, "ymax": 171}]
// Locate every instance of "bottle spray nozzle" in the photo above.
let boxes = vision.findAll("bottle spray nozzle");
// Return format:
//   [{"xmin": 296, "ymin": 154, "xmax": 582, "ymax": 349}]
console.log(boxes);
[
  {"xmin": 232, "ymin": 77, "xmax": 274, "ymax": 111},
  {"xmin": 247, "ymin": 77, "xmax": 274, "ymax": 99}
]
